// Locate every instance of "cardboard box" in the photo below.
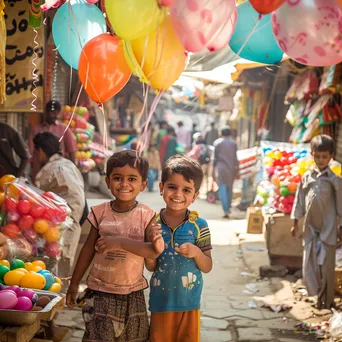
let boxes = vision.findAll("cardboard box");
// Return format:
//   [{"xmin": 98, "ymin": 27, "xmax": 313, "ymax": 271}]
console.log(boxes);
[{"xmin": 247, "ymin": 207, "xmax": 264, "ymax": 234}]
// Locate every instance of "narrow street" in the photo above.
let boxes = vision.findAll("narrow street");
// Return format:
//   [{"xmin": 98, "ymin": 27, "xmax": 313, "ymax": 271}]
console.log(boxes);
[{"xmin": 57, "ymin": 190, "xmax": 321, "ymax": 342}]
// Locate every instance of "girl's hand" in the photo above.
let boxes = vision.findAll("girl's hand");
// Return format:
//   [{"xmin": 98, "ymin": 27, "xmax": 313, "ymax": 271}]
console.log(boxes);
[
  {"xmin": 148, "ymin": 223, "xmax": 164, "ymax": 254},
  {"xmin": 175, "ymin": 243, "xmax": 200, "ymax": 259},
  {"xmin": 96, "ymin": 236, "xmax": 122, "ymax": 254},
  {"xmin": 66, "ymin": 283, "xmax": 78, "ymax": 309}
]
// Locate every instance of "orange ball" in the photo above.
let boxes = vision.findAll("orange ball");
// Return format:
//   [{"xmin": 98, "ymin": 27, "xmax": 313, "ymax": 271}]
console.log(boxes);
[
  {"xmin": 0, "ymin": 192, "xmax": 4, "ymax": 206},
  {"xmin": 31, "ymin": 266, "xmax": 43, "ymax": 273},
  {"xmin": 48, "ymin": 283, "xmax": 62, "ymax": 293},
  {"xmin": 33, "ymin": 219, "xmax": 49, "ymax": 234},
  {"xmin": 288, "ymin": 183, "xmax": 298, "ymax": 193},
  {"xmin": 0, "ymin": 174, "xmax": 16, "ymax": 192},
  {"xmin": 32, "ymin": 260, "xmax": 46, "ymax": 270},
  {"xmin": 2, "ymin": 223, "xmax": 20, "ymax": 238},
  {"xmin": 43, "ymin": 228, "xmax": 60, "ymax": 243}
]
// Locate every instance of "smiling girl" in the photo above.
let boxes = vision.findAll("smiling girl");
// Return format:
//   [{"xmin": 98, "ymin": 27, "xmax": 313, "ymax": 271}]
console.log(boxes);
[{"xmin": 66, "ymin": 150, "xmax": 164, "ymax": 342}]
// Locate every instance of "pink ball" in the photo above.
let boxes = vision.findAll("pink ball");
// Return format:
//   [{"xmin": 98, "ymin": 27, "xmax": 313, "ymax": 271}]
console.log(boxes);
[
  {"xmin": 14, "ymin": 296, "xmax": 33, "ymax": 311},
  {"xmin": 86, "ymin": 0, "xmax": 98, "ymax": 2},
  {"xmin": 272, "ymin": 0, "xmax": 342, "ymax": 66},
  {"xmin": 7, "ymin": 211, "xmax": 20, "ymax": 223},
  {"xmin": 45, "ymin": 242, "xmax": 61, "ymax": 258},
  {"xmin": 18, "ymin": 289, "xmax": 38, "ymax": 304},
  {"xmin": 0, "ymin": 291, "xmax": 18, "ymax": 309},
  {"xmin": 6, "ymin": 285, "xmax": 21, "ymax": 295}
]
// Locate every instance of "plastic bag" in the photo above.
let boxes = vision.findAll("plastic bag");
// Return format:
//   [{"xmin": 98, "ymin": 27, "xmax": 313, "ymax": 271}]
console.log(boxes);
[
  {"xmin": 0, "ymin": 179, "xmax": 71, "ymax": 265},
  {"xmin": 329, "ymin": 310, "xmax": 342, "ymax": 339}
]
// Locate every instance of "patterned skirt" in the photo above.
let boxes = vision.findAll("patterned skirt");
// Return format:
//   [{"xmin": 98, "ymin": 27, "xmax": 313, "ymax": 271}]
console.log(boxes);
[{"xmin": 82, "ymin": 289, "xmax": 149, "ymax": 342}]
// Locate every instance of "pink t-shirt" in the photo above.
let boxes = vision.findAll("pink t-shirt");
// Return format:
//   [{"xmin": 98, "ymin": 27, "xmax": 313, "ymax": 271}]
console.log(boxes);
[{"xmin": 87, "ymin": 202, "xmax": 155, "ymax": 295}]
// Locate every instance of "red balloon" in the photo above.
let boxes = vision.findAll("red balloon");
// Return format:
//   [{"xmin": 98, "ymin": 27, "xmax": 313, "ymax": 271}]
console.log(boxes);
[
  {"xmin": 78, "ymin": 34, "xmax": 131, "ymax": 104},
  {"xmin": 45, "ymin": 242, "xmax": 61, "ymax": 258},
  {"xmin": 2, "ymin": 223, "xmax": 20, "ymax": 238},
  {"xmin": 18, "ymin": 215, "xmax": 34, "ymax": 230},
  {"xmin": 17, "ymin": 200, "xmax": 31, "ymax": 215},
  {"xmin": 249, "ymin": 0, "xmax": 285, "ymax": 14},
  {"xmin": 22, "ymin": 229, "xmax": 38, "ymax": 244},
  {"xmin": 30, "ymin": 206, "xmax": 46, "ymax": 219},
  {"xmin": 4, "ymin": 198, "xmax": 18, "ymax": 213}
]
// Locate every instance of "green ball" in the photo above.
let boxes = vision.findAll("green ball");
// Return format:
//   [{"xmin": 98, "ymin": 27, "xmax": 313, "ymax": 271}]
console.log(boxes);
[
  {"xmin": 280, "ymin": 186, "xmax": 289, "ymax": 197},
  {"xmin": 10, "ymin": 259, "xmax": 25, "ymax": 270},
  {"xmin": 0, "ymin": 265, "xmax": 9, "ymax": 280}
]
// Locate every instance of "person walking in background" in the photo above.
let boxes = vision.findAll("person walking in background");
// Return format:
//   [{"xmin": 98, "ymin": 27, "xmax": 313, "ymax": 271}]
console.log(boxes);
[
  {"xmin": 176, "ymin": 121, "xmax": 191, "ymax": 151},
  {"xmin": 213, "ymin": 126, "xmax": 239, "ymax": 218},
  {"xmin": 291, "ymin": 135, "xmax": 342, "ymax": 310},
  {"xmin": 160, "ymin": 127, "xmax": 178, "ymax": 166},
  {"xmin": 156, "ymin": 120, "xmax": 168, "ymax": 148},
  {"xmin": 205, "ymin": 122, "xmax": 219, "ymax": 146},
  {"xmin": 191, "ymin": 123, "xmax": 198, "ymax": 145},
  {"xmin": 147, "ymin": 143, "xmax": 161, "ymax": 192},
  {"xmin": 0, "ymin": 122, "xmax": 30, "ymax": 178},
  {"xmin": 28, "ymin": 100, "xmax": 77, "ymax": 182}
]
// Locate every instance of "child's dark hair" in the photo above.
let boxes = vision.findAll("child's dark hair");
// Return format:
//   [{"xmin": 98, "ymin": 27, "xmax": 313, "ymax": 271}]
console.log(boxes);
[
  {"xmin": 162, "ymin": 155, "xmax": 203, "ymax": 192},
  {"xmin": 106, "ymin": 150, "xmax": 149, "ymax": 181},
  {"xmin": 310, "ymin": 135, "xmax": 335, "ymax": 155}
]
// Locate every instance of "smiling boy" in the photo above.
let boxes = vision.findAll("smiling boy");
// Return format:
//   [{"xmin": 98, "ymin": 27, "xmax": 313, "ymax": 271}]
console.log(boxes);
[{"xmin": 146, "ymin": 155, "xmax": 213, "ymax": 342}]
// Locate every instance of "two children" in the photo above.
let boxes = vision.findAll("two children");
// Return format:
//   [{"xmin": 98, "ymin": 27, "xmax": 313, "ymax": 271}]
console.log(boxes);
[
  {"xmin": 66, "ymin": 150, "xmax": 212, "ymax": 341},
  {"xmin": 291, "ymin": 135, "xmax": 342, "ymax": 310}
]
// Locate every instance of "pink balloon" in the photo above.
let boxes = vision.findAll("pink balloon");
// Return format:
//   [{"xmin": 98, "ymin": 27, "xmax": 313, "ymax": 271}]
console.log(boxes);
[
  {"xmin": 86, "ymin": 0, "xmax": 99, "ymax": 3},
  {"xmin": 0, "ymin": 291, "xmax": 18, "ymax": 309},
  {"xmin": 272, "ymin": 0, "xmax": 342, "ymax": 66},
  {"xmin": 170, "ymin": 0, "xmax": 237, "ymax": 53},
  {"xmin": 159, "ymin": 0, "xmax": 176, "ymax": 6}
]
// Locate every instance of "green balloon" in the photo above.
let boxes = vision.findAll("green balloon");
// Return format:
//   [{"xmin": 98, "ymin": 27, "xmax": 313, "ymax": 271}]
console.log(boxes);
[
  {"xmin": 280, "ymin": 186, "xmax": 289, "ymax": 197},
  {"xmin": 10, "ymin": 259, "xmax": 25, "ymax": 270},
  {"xmin": 0, "ymin": 265, "xmax": 9, "ymax": 280}
]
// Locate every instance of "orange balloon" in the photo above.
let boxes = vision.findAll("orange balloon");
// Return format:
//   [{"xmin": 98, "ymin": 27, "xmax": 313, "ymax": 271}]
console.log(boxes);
[
  {"xmin": 78, "ymin": 34, "xmax": 131, "ymax": 104},
  {"xmin": 338, "ymin": 0, "xmax": 342, "ymax": 7},
  {"xmin": 249, "ymin": 0, "xmax": 286, "ymax": 14},
  {"xmin": 127, "ymin": 15, "xmax": 187, "ymax": 91},
  {"xmin": 0, "ymin": 174, "xmax": 16, "ymax": 192}
]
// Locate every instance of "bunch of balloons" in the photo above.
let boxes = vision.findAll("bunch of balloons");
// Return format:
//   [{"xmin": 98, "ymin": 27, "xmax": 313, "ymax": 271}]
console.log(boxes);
[{"xmin": 0, "ymin": 178, "xmax": 70, "ymax": 262}]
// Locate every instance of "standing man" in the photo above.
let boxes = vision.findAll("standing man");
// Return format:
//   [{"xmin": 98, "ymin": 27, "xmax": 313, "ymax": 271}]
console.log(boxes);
[
  {"xmin": 28, "ymin": 100, "xmax": 77, "ymax": 181},
  {"xmin": 176, "ymin": 121, "xmax": 191, "ymax": 151},
  {"xmin": 0, "ymin": 122, "xmax": 30, "ymax": 178},
  {"xmin": 156, "ymin": 120, "xmax": 169, "ymax": 148},
  {"xmin": 205, "ymin": 122, "xmax": 219, "ymax": 146},
  {"xmin": 213, "ymin": 126, "xmax": 239, "ymax": 218}
]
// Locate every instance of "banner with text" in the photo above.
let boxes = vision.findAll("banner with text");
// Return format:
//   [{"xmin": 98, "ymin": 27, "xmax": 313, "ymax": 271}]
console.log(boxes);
[{"xmin": 0, "ymin": 0, "xmax": 44, "ymax": 112}]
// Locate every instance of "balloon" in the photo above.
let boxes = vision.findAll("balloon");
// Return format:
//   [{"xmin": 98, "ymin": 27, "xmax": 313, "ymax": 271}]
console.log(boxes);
[
  {"xmin": 339, "ymin": 0, "xmax": 342, "ymax": 7},
  {"xmin": 170, "ymin": 0, "xmax": 237, "ymax": 52},
  {"xmin": 0, "ymin": 292, "xmax": 18, "ymax": 309},
  {"xmin": 52, "ymin": 0, "xmax": 106, "ymax": 70},
  {"xmin": 104, "ymin": 0, "xmax": 166, "ymax": 40},
  {"xmin": 86, "ymin": 0, "xmax": 98, "ymax": 3},
  {"xmin": 249, "ymin": 0, "xmax": 285, "ymax": 14},
  {"xmin": 229, "ymin": 2, "xmax": 283, "ymax": 64},
  {"xmin": 78, "ymin": 34, "xmax": 131, "ymax": 103},
  {"xmin": 125, "ymin": 16, "xmax": 187, "ymax": 90},
  {"xmin": 159, "ymin": 0, "xmax": 176, "ymax": 6},
  {"xmin": 272, "ymin": 0, "xmax": 342, "ymax": 66}
]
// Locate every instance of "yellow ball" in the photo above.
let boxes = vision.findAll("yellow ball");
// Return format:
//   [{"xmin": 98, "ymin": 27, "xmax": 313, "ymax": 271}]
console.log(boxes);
[
  {"xmin": 31, "ymin": 266, "xmax": 43, "ymax": 273},
  {"xmin": 16, "ymin": 268, "xmax": 28, "ymax": 274},
  {"xmin": 19, "ymin": 271, "xmax": 46, "ymax": 290},
  {"xmin": 32, "ymin": 260, "xmax": 46, "ymax": 270},
  {"xmin": 43, "ymin": 228, "xmax": 60, "ymax": 243},
  {"xmin": 0, "ymin": 260, "xmax": 10, "ymax": 268},
  {"xmin": 48, "ymin": 283, "xmax": 61, "ymax": 293},
  {"xmin": 33, "ymin": 220, "xmax": 49, "ymax": 234},
  {"xmin": 4, "ymin": 270, "xmax": 26, "ymax": 286},
  {"xmin": 25, "ymin": 262, "xmax": 34, "ymax": 271},
  {"xmin": 54, "ymin": 277, "xmax": 63, "ymax": 286}
]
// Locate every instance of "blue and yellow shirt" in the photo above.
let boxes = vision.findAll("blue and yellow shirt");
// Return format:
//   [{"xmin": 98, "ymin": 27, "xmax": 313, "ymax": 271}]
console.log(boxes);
[{"xmin": 149, "ymin": 210, "xmax": 212, "ymax": 313}]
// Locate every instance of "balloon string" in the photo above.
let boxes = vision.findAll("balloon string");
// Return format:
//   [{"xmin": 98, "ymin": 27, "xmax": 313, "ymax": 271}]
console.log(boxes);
[
  {"xmin": 134, "ymin": 85, "xmax": 150, "ymax": 129},
  {"xmin": 99, "ymin": 103, "xmax": 108, "ymax": 149},
  {"xmin": 59, "ymin": 84, "xmax": 83, "ymax": 143},
  {"xmin": 30, "ymin": 28, "xmax": 39, "ymax": 112}
]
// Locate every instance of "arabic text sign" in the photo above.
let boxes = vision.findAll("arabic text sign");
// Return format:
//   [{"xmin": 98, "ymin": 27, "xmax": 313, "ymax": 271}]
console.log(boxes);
[{"xmin": 0, "ymin": 0, "xmax": 44, "ymax": 112}]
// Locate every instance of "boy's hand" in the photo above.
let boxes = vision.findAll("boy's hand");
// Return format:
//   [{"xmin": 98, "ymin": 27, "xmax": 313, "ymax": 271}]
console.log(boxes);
[
  {"xmin": 291, "ymin": 224, "xmax": 300, "ymax": 239},
  {"xmin": 96, "ymin": 236, "xmax": 122, "ymax": 254},
  {"xmin": 66, "ymin": 283, "xmax": 78, "ymax": 309},
  {"xmin": 147, "ymin": 223, "xmax": 164, "ymax": 255},
  {"xmin": 175, "ymin": 243, "xmax": 200, "ymax": 259}
]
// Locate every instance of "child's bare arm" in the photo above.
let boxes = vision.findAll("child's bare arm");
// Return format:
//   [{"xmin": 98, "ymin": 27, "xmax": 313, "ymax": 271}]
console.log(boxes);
[
  {"xmin": 145, "ymin": 259, "xmax": 157, "ymax": 272},
  {"xmin": 175, "ymin": 243, "xmax": 213, "ymax": 273},
  {"xmin": 66, "ymin": 226, "xmax": 98, "ymax": 308}
]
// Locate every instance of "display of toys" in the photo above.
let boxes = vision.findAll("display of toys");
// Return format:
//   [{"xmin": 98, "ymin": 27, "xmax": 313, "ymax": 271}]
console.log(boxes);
[
  {"xmin": 89, "ymin": 142, "xmax": 112, "ymax": 167},
  {"xmin": 0, "ymin": 284, "xmax": 57, "ymax": 311},
  {"xmin": 0, "ymin": 259, "xmax": 62, "ymax": 292},
  {"xmin": 0, "ymin": 177, "xmax": 71, "ymax": 264}
]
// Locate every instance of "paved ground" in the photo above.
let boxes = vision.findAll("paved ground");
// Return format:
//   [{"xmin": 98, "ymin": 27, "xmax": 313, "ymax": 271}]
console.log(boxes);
[{"xmin": 56, "ymin": 189, "xmax": 323, "ymax": 342}]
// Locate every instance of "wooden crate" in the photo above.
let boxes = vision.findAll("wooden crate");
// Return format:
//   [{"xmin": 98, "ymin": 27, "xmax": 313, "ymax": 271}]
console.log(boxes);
[
  {"xmin": 0, "ymin": 320, "xmax": 40, "ymax": 342},
  {"xmin": 265, "ymin": 213, "xmax": 303, "ymax": 270}
]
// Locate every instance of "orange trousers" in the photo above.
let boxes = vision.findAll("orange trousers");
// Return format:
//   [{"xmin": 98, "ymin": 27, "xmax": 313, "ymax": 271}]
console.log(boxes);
[{"xmin": 150, "ymin": 310, "xmax": 200, "ymax": 342}]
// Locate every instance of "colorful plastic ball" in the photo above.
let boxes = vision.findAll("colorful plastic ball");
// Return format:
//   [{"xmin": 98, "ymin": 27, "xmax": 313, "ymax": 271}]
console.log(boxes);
[
  {"xmin": 4, "ymin": 198, "xmax": 18, "ymax": 212},
  {"xmin": 18, "ymin": 289, "xmax": 38, "ymax": 304},
  {"xmin": 7, "ymin": 285, "xmax": 21, "ymax": 295},
  {"xmin": 14, "ymin": 296, "xmax": 33, "ymax": 311},
  {"xmin": 2, "ymin": 223, "xmax": 20, "ymax": 238},
  {"xmin": 48, "ymin": 283, "xmax": 62, "ymax": 293},
  {"xmin": 10, "ymin": 259, "xmax": 25, "ymax": 271},
  {"xmin": 24, "ymin": 262, "xmax": 34, "ymax": 271},
  {"xmin": 54, "ymin": 277, "xmax": 63, "ymax": 286},
  {"xmin": 32, "ymin": 260, "xmax": 46, "ymax": 270},
  {"xmin": 0, "ymin": 265, "xmax": 10, "ymax": 280},
  {"xmin": 0, "ymin": 260, "xmax": 10, "ymax": 268},
  {"xmin": 42, "ymin": 272, "xmax": 55, "ymax": 291},
  {"xmin": 43, "ymin": 228, "xmax": 60, "ymax": 243},
  {"xmin": 7, "ymin": 211, "xmax": 20, "ymax": 223},
  {"xmin": 19, "ymin": 272, "xmax": 46, "ymax": 290},
  {"xmin": 288, "ymin": 183, "xmax": 298, "ymax": 193},
  {"xmin": 33, "ymin": 219, "xmax": 49, "ymax": 234},
  {"xmin": 4, "ymin": 270, "xmax": 26, "ymax": 286},
  {"xmin": 280, "ymin": 186, "xmax": 289, "ymax": 197},
  {"xmin": 17, "ymin": 200, "xmax": 31, "ymax": 215},
  {"xmin": 31, "ymin": 266, "xmax": 43, "ymax": 273},
  {"xmin": 0, "ymin": 291, "xmax": 18, "ymax": 309},
  {"xmin": 45, "ymin": 242, "xmax": 61, "ymax": 258},
  {"xmin": 30, "ymin": 206, "xmax": 46, "ymax": 219},
  {"xmin": 22, "ymin": 229, "xmax": 38, "ymax": 243},
  {"xmin": 18, "ymin": 215, "xmax": 34, "ymax": 230}
]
